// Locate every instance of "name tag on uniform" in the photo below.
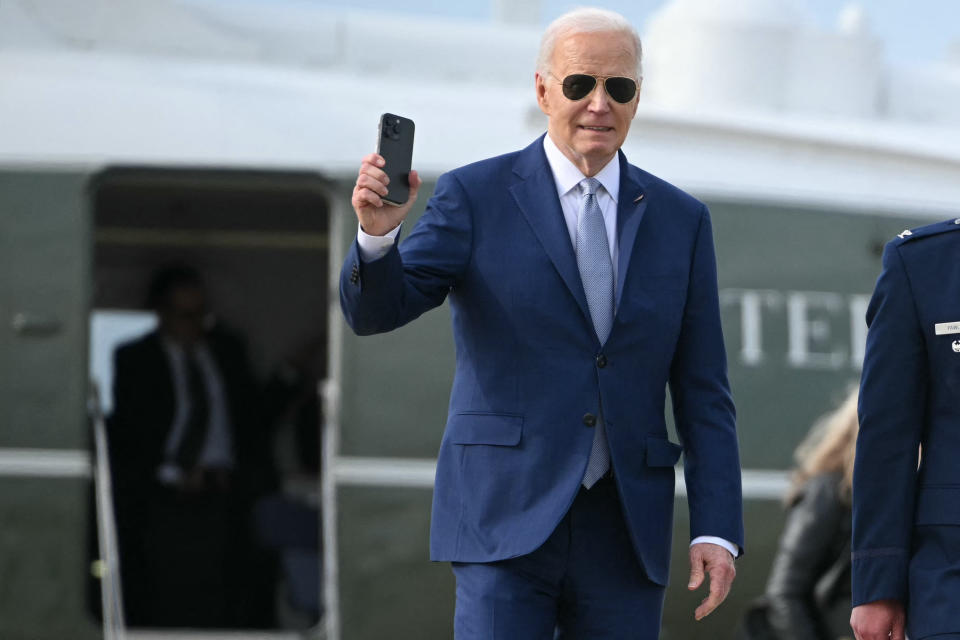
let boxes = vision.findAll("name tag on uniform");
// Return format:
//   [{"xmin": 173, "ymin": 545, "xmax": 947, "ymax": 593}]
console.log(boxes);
[{"xmin": 935, "ymin": 322, "xmax": 960, "ymax": 335}]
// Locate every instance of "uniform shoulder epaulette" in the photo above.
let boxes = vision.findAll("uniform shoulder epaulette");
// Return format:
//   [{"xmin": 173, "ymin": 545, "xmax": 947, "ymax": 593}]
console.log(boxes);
[{"xmin": 893, "ymin": 217, "xmax": 960, "ymax": 245}]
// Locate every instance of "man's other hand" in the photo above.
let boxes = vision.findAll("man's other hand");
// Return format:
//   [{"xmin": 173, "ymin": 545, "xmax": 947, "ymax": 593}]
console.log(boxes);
[
  {"xmin": 851, "ymin": 600, "xmax": 905, "ymax": 640},
  {"xmin": 352, "ymin": 153, "xmax": 422, "ymax": 237},
  {"xmin": 688, "ymin": 542, "xmax": 736, "ymax": 621}
]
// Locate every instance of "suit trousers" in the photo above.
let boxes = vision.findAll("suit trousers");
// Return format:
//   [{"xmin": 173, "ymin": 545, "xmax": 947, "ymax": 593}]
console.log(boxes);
[
  {"xmin": 140, "ymin": 486, "xmax": 233, "ymax": 628},
  {"xmin": 451, "ymin": 475, "xmax": 665, "ymax": 639}
]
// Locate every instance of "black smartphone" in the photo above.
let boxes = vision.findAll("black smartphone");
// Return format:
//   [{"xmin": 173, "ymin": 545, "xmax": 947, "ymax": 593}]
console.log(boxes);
[{"xmin": 376, "ymin": 113, "xmax": 415, "ymax": 206}]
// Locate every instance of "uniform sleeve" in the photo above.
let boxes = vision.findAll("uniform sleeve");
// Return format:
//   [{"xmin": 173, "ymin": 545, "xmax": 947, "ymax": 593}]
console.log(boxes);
[{"xmin": 851, "ymin": 242, "xmax": 925, "ymax": 606}]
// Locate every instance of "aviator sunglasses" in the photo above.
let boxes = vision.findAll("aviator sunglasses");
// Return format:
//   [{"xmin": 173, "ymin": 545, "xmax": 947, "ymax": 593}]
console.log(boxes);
[{"xmin": 551, "ymin": 72, "xmax": 638, "ymax": 104}]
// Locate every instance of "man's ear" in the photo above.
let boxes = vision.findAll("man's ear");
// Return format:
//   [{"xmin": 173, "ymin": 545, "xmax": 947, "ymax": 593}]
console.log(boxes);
[{"xmin": 535, "ymin": 72, "xmax": 550, "ymax": 115}]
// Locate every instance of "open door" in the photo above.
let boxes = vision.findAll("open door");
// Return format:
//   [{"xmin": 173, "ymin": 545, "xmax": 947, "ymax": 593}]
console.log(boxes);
[
  {"xmin": 0, "ymin": 169, "xmax": 100, "ymax": 639},
  {"xmin": 88, "ymin": 167, "xmax": 330, "ymax": 636}
]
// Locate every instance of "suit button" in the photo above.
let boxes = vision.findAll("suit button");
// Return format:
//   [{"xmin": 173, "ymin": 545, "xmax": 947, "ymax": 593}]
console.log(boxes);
[
  {"xmin": 596, "ymin": 354, "xmax": 607, "ymax": 368},
  {"xmin": 583, "ymin": 413, "xmax": 597, "ymax": 427}
]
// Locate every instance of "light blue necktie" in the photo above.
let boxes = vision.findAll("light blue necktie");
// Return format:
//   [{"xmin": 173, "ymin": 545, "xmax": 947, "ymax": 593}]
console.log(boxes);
[{"xmin": 576, "ymin": 177, "xmax": 613, "ymax": 488}]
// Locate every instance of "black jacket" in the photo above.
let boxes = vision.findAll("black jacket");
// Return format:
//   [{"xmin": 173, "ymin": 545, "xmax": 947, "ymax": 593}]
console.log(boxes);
[
  {"xmin": 106, "ymin": 326, "xmax": 278, "ymax": 626},
  {"xmin": 764, "ymin": 472, "xmax": 852, "ymax": 640},
  {"xmin": 108, "ymin": 326, "xmax": 276, "ymax": 501}
]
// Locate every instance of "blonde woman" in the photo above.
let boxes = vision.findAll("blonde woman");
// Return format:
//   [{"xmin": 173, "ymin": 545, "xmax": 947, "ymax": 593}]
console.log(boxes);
[{"xmin": 743, "ymin": 389, "xmax": 858, "ymax": 640}]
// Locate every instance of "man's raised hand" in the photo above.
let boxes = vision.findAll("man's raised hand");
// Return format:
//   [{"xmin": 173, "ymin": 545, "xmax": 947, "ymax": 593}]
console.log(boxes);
[{"xmin": 351, "ymin": 153, "xmax": 422, "ymax": 237}]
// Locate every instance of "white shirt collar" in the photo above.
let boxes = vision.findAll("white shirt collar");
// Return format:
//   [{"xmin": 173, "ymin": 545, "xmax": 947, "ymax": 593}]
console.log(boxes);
[{"xmin": 542, "ymin": 134, "xmax": 620, "ymax": 204}]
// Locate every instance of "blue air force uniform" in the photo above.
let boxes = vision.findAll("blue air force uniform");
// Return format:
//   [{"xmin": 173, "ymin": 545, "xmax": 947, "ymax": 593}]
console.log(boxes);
[{"xmin": 853, "ymin": 217, "xmax": 960, "ymax": 639}]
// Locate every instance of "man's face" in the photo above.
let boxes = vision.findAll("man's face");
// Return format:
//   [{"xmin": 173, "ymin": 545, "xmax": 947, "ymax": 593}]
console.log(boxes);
[
  {"xmin": 536, "ymin": 30, "xmax": 640, "ymax": 175},
  {"xmin": 159, "ymin": 285, "xmax": 206, "ymax": 346}
]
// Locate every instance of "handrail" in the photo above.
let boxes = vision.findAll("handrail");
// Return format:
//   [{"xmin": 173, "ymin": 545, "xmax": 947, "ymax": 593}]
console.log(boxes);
[{"xmin": 88, "ymin": 380, "xmax": 128, "ymax": 640}]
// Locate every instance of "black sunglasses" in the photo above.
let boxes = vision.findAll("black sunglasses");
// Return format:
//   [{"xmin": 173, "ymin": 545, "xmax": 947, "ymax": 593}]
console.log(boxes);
[{"xmin": 552, "ymin": 73, "xmax": 638, "ymax": 104}]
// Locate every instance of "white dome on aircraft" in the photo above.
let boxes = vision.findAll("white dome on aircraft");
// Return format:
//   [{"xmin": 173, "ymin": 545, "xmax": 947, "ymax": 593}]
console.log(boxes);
[
  {"xmin": 642, "ymin": 0, "xmax": 883, "ymax": 119},
  {"xmin": 647, "ymin": 0, "xmax": 808, "ymax": 28}
]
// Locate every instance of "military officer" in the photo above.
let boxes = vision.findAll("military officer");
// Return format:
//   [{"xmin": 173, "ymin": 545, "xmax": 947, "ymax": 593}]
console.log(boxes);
[{"xmin": 851, "ymin": 217, "xmax": 960, "ymax": 640}]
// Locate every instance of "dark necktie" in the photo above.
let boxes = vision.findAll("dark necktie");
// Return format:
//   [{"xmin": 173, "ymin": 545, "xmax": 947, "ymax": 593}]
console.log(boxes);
[{"xmin": 176, "ymin": 348, "xmax": 210, "ymax": 471}]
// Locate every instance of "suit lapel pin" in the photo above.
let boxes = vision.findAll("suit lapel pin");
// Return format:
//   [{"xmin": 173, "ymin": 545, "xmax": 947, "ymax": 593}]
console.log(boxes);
[
  {"xmin": 898, "ymin": 229, "xmax": 913, "ymax": 239},
  {"xmin": 633, "ymin": 194, "xmax": 644, "ymax": 204},
  {"xmin": 953, "ymin": 340, "xmax": 960, "ymax": 353}
]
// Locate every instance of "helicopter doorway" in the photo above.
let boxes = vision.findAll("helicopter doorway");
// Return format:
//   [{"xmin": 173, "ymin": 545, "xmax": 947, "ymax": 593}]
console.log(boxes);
[{"xmin": 88, "ymin": 167, "xmax": 330, "ymax": 636}]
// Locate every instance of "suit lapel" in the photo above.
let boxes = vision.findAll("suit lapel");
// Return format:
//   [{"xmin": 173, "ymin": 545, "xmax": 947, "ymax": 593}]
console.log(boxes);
[
  {"xmin": 615, "ymin": 153, "xmax": 648, "ymax": 308},
  {"xmin": 141, "ymin": 331, "xmax": 178, "ymax": 444},
  {"xmin": 509, "ymin": 138, "xmax": 591, "ymax": 321}
]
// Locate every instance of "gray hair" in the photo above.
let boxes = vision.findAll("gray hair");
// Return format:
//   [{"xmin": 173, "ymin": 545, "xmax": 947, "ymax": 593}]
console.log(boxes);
[{"xmin": 536, "ymin": 7, "xmax": 643, "ymax": 80}]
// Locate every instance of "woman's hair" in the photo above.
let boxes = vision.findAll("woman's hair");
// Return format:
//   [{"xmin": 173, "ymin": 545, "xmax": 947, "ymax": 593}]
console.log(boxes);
[{"xmin": 786, "ymin": 386, "xmax": 859, "ymax": 505}]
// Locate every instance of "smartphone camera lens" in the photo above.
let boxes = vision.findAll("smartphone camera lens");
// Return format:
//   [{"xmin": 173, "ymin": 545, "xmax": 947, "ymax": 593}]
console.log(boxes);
[{"xmin": 383, "ymin": 121, "xmax": 400, "ymax": 140}]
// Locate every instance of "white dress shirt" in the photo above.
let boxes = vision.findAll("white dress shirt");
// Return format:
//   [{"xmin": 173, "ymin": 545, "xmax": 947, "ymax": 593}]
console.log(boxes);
[
  {"xmin": 354, "ymin": 136, "xmax": 738, "ymax": 558},
  {"xmin": 157, "ymin": 338, "xmax": 235, "ymax": 485},
  {"xmin": 542, "ymin": 134, "xmax": 620, "ymax": 284}
]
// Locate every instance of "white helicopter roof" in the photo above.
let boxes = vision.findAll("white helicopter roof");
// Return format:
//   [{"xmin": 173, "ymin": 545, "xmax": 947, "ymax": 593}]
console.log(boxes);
[{"xmin": 1, "ymin": 0, "xmax": 958, "ymax": 218}]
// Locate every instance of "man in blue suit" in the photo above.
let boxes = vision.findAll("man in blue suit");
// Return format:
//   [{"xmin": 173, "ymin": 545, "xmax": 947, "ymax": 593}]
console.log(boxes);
[
  {"xmin": 340, "ymin": 7, "xmax": 743, "ymax": 638},
  {"xmin": 851, "ymin": 218, "xmax": 960, "ymax": 640}
]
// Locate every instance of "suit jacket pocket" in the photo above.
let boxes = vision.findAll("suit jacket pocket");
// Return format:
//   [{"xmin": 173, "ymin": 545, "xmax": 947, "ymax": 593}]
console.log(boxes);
[
  {"xmin": 447, "ymin": 412, "xmax": 523, "ymax": 446},
  {"xmin": 646, "ymin": 436, "xmax": 683, "ymax": 467}
]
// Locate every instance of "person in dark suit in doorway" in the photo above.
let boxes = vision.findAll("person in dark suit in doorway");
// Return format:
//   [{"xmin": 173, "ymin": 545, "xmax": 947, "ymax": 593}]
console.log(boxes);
[{"xmin": 108, "ymin": 265, "xmax": 276, "ymax": 628}]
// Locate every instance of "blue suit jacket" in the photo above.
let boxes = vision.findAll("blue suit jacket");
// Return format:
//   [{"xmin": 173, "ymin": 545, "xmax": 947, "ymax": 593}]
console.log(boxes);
[
  {"xmin": 853, "ymin": 218, "xmax": 960, "ymax": 638},
  {"xmin": 340, "ymin": 136, "xmax": 744, "ymax": 586}
]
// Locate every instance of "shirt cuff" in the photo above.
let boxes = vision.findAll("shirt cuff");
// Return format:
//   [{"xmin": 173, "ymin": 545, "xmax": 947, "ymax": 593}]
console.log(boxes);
[
  {"xmin": 690, "ymin": 536, "xmax": 739, "ymax": 558},
  {"xmin": 357, "ymin": 223, "xmax": 401, "ymax": 262}
]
